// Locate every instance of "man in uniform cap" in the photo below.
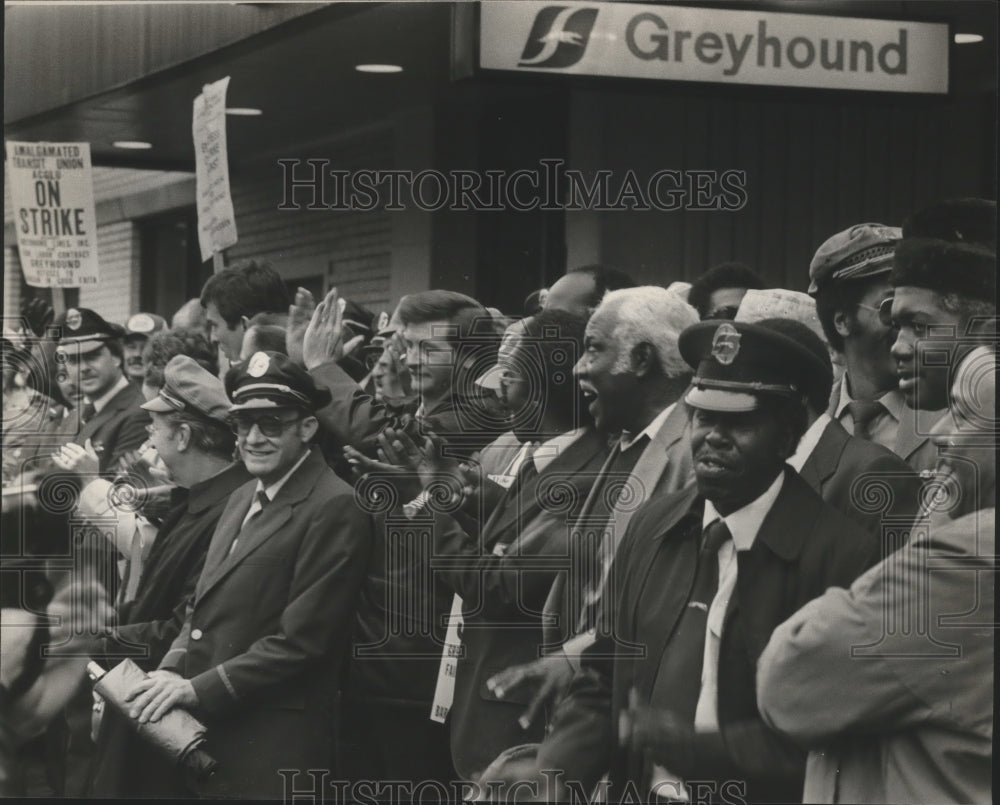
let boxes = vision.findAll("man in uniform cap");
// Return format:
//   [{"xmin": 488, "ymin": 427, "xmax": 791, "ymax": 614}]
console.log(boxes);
[
  {"xmin": 52, "ymin": 307, "xmax": 150, "ymax": 476},
  {"xmin": 887, "ymin": 197, "xmax": 996, "ymax": 414},
  {"xmin": 511, "ymin": 320, "xmax": 878, "ymax": 803},
  {"xmin": 85, "ymin": 356, "xmax": 252, "ymax": 797},
  {"xmin": 125, "ymin": 351, "xmax": 373, "ymax": 799},
  {"xmin": 122, "ymin": 312, "xmax": 167, "ymax": 390},
  {"xmin": 809, "ymin": 224, "xmax": 944, "ymax": 473}
]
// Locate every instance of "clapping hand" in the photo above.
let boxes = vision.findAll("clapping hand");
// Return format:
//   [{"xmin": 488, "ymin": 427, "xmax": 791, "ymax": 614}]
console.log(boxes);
[
  {"xmin": 301, "ymin": 288, "xmax": 366, "ymax": 371},
  {"xmin": 52, "ymin": 438, "xmax": 100, "ymax": 476}
]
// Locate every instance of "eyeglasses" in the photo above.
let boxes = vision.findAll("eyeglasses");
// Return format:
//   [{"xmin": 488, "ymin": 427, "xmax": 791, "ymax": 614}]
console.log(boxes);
[
  {"xmin": 876, "ymin": 297, "xmax": 897, "ymax": 328},
  {"xmin": 229, "ymin": 413, "xmax": 302, "ymax": 438}
]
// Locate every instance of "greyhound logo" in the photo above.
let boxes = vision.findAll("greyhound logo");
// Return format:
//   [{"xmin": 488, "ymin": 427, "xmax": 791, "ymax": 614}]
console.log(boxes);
[{"xmin": 519, "ymin": 6, "xmax": 599, "ymax": 69}]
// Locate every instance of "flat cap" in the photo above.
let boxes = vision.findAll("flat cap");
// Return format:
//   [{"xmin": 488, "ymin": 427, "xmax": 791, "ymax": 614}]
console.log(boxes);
[
  {"xmin": 141, "ymin": 355, "xmax": 231, "ymax": 423},
  {"xmin": 891, "ymin": 198, "xmax": 996, "ymax": 302},
  {"xmin": 680, "ymin": 320, "xmax": 830, "ymax": 412},
  {"xmin": 808, "ymin": 223, "xmax": 901, "ymax": 295},
  {"xmin": 55, "ymin": 308, "xmax": 125, "ymax": 353},
  {"xmin": 124, "ymin": 312, "xmax": 168, "ymax": 340},
  {"xmin": 225, "ymin": 350, "xmax": 332, "ymax": 412}
]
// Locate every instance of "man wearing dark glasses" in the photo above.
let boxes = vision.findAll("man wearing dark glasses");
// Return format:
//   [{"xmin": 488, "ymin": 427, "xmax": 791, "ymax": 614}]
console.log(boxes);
[
  {"xmin": 809, "ymin": 224, "xmax": 944, "ymax": 473},
  {"xmin": 126, "ymin": 350, "xmax": 373, "ymax": 798}
]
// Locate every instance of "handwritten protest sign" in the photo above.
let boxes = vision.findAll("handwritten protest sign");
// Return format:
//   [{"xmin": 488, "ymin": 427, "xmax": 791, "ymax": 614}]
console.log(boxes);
[
  {"xmin": 5, "ymin": 141, "xmax": 99, "ymax": 288},
  {"xmin": 193, "ymin": 77, "xmax": 238, "ymax": 262}
]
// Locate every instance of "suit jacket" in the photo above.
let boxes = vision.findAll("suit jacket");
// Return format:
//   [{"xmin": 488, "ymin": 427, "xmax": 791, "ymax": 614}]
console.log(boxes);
[
  {"xmin": 71, "ymin": 380, "xmax": 150, "ymax": 475},
  {"xmin": 433, "ymin": 428, "xmax": 610, "ymax": 780},
  {"xmin": 159, "ymin": 448, "xmax": 372, "ymax": 799},
  {"xmin": 538, "ymin": 469, "xmax": 880, "ymax": 804},
  {"xmin": 798, "ymin": 419, "xmax": 922, "ymax": 537},
  {"xmin": 758, "ymin": 508, "xmax": 994, "ymax": 804},
  {"xmin": 89, "ymin": 461, "xmax": 252, "ymax": 799},
  {"xmin": 543, "ymin": 402, "xmax": 694, "ymax": 649},
  {"xmin": 827, "ymin": 378, "xmax": 946, "ymax": 476}
]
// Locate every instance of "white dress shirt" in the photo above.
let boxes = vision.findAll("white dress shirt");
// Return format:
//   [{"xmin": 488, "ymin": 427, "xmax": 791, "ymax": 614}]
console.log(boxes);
[
  {"xmin": 786, "ymin": 412, "xmax": 832, "ymax": 472},
  {"xmin": 234, "ymin": 448, "xmax": 311, "ymax": 550},
  {"xmin": 87, "ymin": 375, "xmax": 130, "ymax": 413},
  {"xmin": 695, "ymin": 470, "xmax": 785, "ymax": 731}
]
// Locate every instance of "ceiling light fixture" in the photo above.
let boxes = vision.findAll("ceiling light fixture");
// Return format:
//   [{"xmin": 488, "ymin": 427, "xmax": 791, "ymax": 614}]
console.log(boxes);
[
  {"xmin": 355, "ymin": 64, "xmax": 403, "ymax": 73},
  {"xmin": 112, "ymin": 141, "xmax": 152, "ymax": 150},
  {"xmin": 954, "ymin": 33, "xmax": 983, "ymax": 44},
  {"xmin": 226, "ymin": 107, "xmax": 263, "ymax": 116}
]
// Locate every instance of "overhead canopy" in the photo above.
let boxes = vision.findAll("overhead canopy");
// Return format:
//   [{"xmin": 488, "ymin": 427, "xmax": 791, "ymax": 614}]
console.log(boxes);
[
  {"xmin": 5, "ymin": 2, "xmax": 453, "ymax": 169},
  {"xmin": 5, "ymin": 1, "xmax": 996, "ymax": 171}
]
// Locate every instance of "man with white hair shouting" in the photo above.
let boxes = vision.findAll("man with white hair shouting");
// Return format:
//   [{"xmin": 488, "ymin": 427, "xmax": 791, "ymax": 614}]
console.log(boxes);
[{"xmin": 487, "ymin": 286, "xmax": 699, "ymax": 732}]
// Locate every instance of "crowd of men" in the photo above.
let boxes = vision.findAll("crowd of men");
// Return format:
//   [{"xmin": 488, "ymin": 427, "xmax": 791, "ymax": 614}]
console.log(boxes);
[{"xmin": 0, "ymin": 197, "xmax": 994, "ymax": 804}]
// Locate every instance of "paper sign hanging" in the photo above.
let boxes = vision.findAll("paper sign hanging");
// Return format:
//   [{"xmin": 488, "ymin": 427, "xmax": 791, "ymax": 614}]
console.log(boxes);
[
  {"xmin": 193, "ymin": 77, "xmax": 238, "ymax": 262},
  {"xmin": 5, "ymin": 141, "xmax": 99, "ymax": 288}
]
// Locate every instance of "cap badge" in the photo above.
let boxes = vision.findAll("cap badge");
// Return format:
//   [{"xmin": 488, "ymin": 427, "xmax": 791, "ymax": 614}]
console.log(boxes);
[
  {"xmin": 376, "ymin": 311, "xmax": 389, "ymax": 331},
  {"xmin": 66, "ymin": 309, "xmax": 82, "ymax": 330},
  {"xmin": 711, "ymin": 323, "xmax": 741, "ymax": 366},
  {"xmin": 128, "ymin": 313, "xmax": 155, "ymax": 333},
  {"xmin": 247, "ymin": 352, "xmax": 270, "ymax": 378}
]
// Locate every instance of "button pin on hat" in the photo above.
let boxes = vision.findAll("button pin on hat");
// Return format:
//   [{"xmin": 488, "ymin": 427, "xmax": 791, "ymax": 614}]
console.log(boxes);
[
  {"xmin": 66, "ymin": 309, "xmax": 82, "ymax": 331},
  {"xmin": 711, "ymin": 323, "xmax": 741, "ymax": 366},
  {"xmin": 247, "ymin": 352, "xmax": 270, "ymax": 378}
]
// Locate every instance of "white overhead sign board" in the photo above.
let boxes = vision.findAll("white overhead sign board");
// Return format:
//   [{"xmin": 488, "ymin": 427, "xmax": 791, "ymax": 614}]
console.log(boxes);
[{"xmin": 480, "ymin": 2, "xmax": 949, "ymax": 94}]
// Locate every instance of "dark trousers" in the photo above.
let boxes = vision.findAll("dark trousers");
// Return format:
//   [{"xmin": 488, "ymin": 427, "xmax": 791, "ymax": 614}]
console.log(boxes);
[{"xmin": 337, "ymin": 695, "xmax": 456, "ymax": 791}]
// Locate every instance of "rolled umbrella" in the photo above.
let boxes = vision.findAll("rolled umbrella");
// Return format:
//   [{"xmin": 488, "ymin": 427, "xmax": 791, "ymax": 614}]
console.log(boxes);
[{"xmin": 88, "ymin": 659, "xmax": 216, "ymax": 779}]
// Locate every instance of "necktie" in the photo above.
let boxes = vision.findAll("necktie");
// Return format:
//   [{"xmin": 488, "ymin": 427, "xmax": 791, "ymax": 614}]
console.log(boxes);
[
  {"xmin": 80, "ymin": 401, "xmax": 97, "ymax": 423},
  {"xmin": 846, "ymin": 399, "xmax": 886, "ymax": 441},
  {"xmin": 231, "ymin": 490, "xmax": 269, "ymax": 555},
  {"xmin": 509, "ymin": 447, "xmax": 538, "ymax": 495},
  {"xmin": 649, "ymin": 518, "xmax": 732, "ymax": 723},
  {"xmin": 576, "ymin": 434, "xmax": 651, "ymax": 633}
]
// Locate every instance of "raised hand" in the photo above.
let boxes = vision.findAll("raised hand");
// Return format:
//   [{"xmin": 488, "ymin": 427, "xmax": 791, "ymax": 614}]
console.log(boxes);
[
  {"xmin": 302, "ymin": 288, "xmax": 365, "ymax": 371},
  {"xmin": 286, "ymin": 286, "xmax": 317, "ymax": 366}
]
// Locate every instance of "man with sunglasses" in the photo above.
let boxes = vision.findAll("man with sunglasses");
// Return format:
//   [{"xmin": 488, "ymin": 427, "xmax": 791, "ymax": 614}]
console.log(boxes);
[
  {"xmin": 86, "ymin": 355, "xmax": 250, "ymax": 798},
  {"xmin": 125, "ymin": 350, "xmax": 373, "ymax": 798},
  {"xmin": 809, "ymin": 224, "xmax": 944, "ymax": 473}
]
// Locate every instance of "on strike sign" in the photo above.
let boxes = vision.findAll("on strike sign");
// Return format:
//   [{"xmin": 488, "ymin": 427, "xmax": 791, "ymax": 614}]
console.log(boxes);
[{"xmin": 5, "ymin": 141, "xmax": 99, "ymax": 288}]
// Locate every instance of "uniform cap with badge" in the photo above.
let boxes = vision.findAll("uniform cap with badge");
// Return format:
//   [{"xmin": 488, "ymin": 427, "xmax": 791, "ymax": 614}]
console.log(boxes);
[
  {"xmin": 124, "ymin": 312, "xmax": 168, "ymax": 342},
  {"xmin": 55, "ymin": 307, "xmax": 126, "ymax": 356},
  {"xmin": 225, "ymin": 350, "xmax": 332, "ymax": 412},
  {"xmin": 140, "ymin": 355, "xmax": 232, "ymax": 424},
  {"xmin": 679, "ymin": 320, "xmax": 832, "ymax": 412}
]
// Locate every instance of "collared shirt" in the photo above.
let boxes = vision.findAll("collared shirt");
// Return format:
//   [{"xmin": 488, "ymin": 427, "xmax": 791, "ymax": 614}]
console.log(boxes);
[
  {"xmin": 619, "ymin": 402, "xmax": 676, "ymax": 453},
  {"xmin": 239, "ymin": 448, "xmax": 312, "ymax": 530},
  {"xmin": 88, "ymin": 375, "xmax": 130, "ymax": 414},
  {"xmin": 695, "ymin": 470, "xmax": 785, "ymax": 732},
  {"xmin": 834, "ymin": 375, "xmax": 905, "ymax": 450},
  {"xmin": 787, "ymin": 413, "xmax": 832, "ymax": 472}
]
